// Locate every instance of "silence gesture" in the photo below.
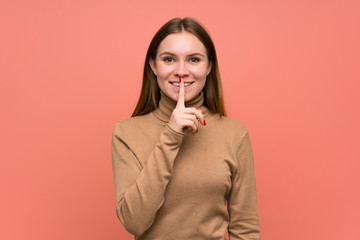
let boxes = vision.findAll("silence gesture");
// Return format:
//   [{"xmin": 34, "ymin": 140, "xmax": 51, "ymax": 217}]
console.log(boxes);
[{"xmin": 168, "ymin": 77, "xmax": 206, "ymax": 134}]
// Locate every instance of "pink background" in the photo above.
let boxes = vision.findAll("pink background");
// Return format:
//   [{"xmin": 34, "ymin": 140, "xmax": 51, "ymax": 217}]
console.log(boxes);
[{"xmin": 1, "ymin": 0, "xmax": 359, "ymax": 239}]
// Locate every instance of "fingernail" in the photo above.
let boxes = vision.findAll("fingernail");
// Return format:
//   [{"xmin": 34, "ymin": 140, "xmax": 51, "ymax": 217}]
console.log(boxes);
[
  {"xmin": 179, "ymin": 77, "xmax": 182, "ymax": 83},
  {"xmin": 203, "ymin": 120, "xmax": 206, "ymax": 126},
  {"xmin": 196, "ymin": 129, "xmax": 198, "ymax": 134}
]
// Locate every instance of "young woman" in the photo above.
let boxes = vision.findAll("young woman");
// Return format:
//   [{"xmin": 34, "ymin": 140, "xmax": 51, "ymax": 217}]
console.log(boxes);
[{"xmin": 111, "ymin": 17, "xmax": 260, "ymax": 239}]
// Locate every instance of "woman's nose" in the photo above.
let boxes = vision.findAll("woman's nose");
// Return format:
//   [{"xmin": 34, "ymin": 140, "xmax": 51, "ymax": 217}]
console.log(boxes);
[{"xmin": 174, "ymin": 62, "xmax": 189, "ymax": 77}]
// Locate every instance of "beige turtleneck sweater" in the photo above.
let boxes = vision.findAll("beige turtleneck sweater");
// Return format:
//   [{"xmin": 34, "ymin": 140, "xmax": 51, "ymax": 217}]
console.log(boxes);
[{"xmin": 111, "ymin": 91, "xmax": 260, "ymax": 240}]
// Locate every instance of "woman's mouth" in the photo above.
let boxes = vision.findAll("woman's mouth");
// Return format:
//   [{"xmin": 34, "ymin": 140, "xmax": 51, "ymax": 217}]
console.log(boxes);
[{"xmin": 170, "ymin": 81, "xmax": 194, "ymax": 87}]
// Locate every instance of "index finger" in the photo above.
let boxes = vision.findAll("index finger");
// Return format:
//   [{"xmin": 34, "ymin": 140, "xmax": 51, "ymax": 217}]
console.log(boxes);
[{"xmin": 176, "ymin": 77, "xmax": 185, "ymax": 109}]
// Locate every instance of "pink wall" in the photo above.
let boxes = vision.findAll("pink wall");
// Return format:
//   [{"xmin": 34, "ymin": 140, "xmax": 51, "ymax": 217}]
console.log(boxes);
[{"xmin": 1, "ymin": 0, "xmax": 359, "ymax": 239}]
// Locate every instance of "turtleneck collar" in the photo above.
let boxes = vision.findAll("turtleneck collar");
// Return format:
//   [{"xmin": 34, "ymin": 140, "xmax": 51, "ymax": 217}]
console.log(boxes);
[{"xmin": 153, "ymin": 90, "xmax": 210, "ymax": 123}]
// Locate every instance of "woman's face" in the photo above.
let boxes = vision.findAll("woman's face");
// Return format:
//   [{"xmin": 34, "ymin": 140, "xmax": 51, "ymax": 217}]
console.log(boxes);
[{"xmin": 150, "ymin": 32, "xmax": 212, "ymax": 102}]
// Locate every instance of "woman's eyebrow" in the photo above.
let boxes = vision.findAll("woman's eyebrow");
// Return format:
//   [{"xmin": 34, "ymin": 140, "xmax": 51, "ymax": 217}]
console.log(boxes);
[
  {"xmin": 188, "ymin": 53, "xmax": 205, "ymax": 57},
  {"xmin": 158, "ymin": 51, "xmax": 205, "ymax": 57},
  {"xmin": 158, "ymin": 51, "xmax": 176, "ymax": 57}
]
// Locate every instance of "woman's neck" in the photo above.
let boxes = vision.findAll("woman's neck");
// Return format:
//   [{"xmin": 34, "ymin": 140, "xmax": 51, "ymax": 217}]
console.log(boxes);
[{"xmin": 153, "ymin": 90, "xmax": 208, "ymax": 122}]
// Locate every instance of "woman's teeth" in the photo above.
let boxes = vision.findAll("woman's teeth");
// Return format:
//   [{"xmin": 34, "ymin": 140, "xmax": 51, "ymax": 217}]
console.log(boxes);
[{"xmin": 171, "ymin": 82, "xmax": 193, "ymax": 86}]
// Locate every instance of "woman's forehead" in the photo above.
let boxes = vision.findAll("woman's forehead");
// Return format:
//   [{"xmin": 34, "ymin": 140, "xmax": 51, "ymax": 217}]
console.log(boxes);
[{"xmin": 157, "ymin": 32, "xmax": 207, "ymax": 56}]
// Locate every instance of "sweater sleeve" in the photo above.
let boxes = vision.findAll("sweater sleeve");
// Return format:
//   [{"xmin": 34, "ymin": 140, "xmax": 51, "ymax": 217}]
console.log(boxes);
[
  {"xmin": 111, "ymin": 123, "xmax": 184, "ymax": 236},
  {"xmin": 228, "ymin": 131, "xmax": 260, "ymax": 240}
]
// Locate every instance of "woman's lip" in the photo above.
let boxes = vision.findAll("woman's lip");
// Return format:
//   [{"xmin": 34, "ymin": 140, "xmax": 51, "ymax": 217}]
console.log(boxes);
[
  {"xmin": 168, "ymin": 81, "xmax": 194, "ymax": 83},
  {"xmin": 169, "ymin": 81, "xmax": 195, "ymax": 84}
]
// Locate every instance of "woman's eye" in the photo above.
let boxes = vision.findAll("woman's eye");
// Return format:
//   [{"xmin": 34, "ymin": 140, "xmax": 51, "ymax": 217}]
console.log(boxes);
[
  {"xmin": 163, "ymin": 57, "xmax": 174, "ymax": 63},
  {"xmin": 190, "ymin": 57, "xmax": 200, "ymax": 63}
]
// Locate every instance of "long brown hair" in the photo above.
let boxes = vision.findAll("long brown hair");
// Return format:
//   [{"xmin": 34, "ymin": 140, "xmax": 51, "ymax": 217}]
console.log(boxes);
[{"xmin": 132, "ymin": 17, "xmax": 226, "ymax": 117}]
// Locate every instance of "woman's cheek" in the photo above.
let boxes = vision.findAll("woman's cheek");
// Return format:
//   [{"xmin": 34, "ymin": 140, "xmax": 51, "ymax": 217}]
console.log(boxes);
[
  {"xmin": 192, "ymin": 68, "xmax": 208, "ymax": 79},
  {"xmin": 158, "ymin": 66, "xmax": 175, "ymax": 79}
]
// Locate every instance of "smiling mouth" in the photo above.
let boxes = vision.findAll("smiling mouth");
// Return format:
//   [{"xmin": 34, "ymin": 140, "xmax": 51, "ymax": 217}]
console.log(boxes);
[{"xmin": 170, "ymin": 82, "xmax": 194, "ymax": 87}]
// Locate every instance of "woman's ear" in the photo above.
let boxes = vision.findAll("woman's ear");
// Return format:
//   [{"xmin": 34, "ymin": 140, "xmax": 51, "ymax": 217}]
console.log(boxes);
[
  {"xmin": 149, "ymin": 58, "xmax": 157, "ymax": 76},
  {"xmin": 206, "ymin": 61, "xmax": 213, "ymax": 76}
]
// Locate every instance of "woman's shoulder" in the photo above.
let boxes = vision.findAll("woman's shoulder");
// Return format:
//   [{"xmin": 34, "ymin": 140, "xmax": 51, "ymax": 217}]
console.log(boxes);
[
  {"xmin": 112, "ymin": 113, "xmax": 153, "ymax": 137},
  {"xmin": 210, "ymin": 114, "xmax": 249, "ymax": 135},
  {"xmin": 206, "ymin": 114, "xmax": 251, "ymax": 150}
]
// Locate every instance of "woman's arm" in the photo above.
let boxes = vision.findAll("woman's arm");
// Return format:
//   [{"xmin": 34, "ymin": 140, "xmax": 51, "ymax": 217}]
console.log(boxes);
[
  {"xmin": 228, "ymin": 131, "xmax": 260, "ymax": 240},
  {"xmin": 111, "ymin": 123, "xmax": 184, "ymax": 236},
  {"xmin": 112, "ymin": 79, "xmax": 204, "ymax": 236}
]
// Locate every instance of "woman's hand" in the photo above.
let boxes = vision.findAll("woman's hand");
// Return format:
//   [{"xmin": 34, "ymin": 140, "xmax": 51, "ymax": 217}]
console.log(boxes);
[{"xmin": 168, "ymin": 77, "xmax": 206, "ymax": 134}]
